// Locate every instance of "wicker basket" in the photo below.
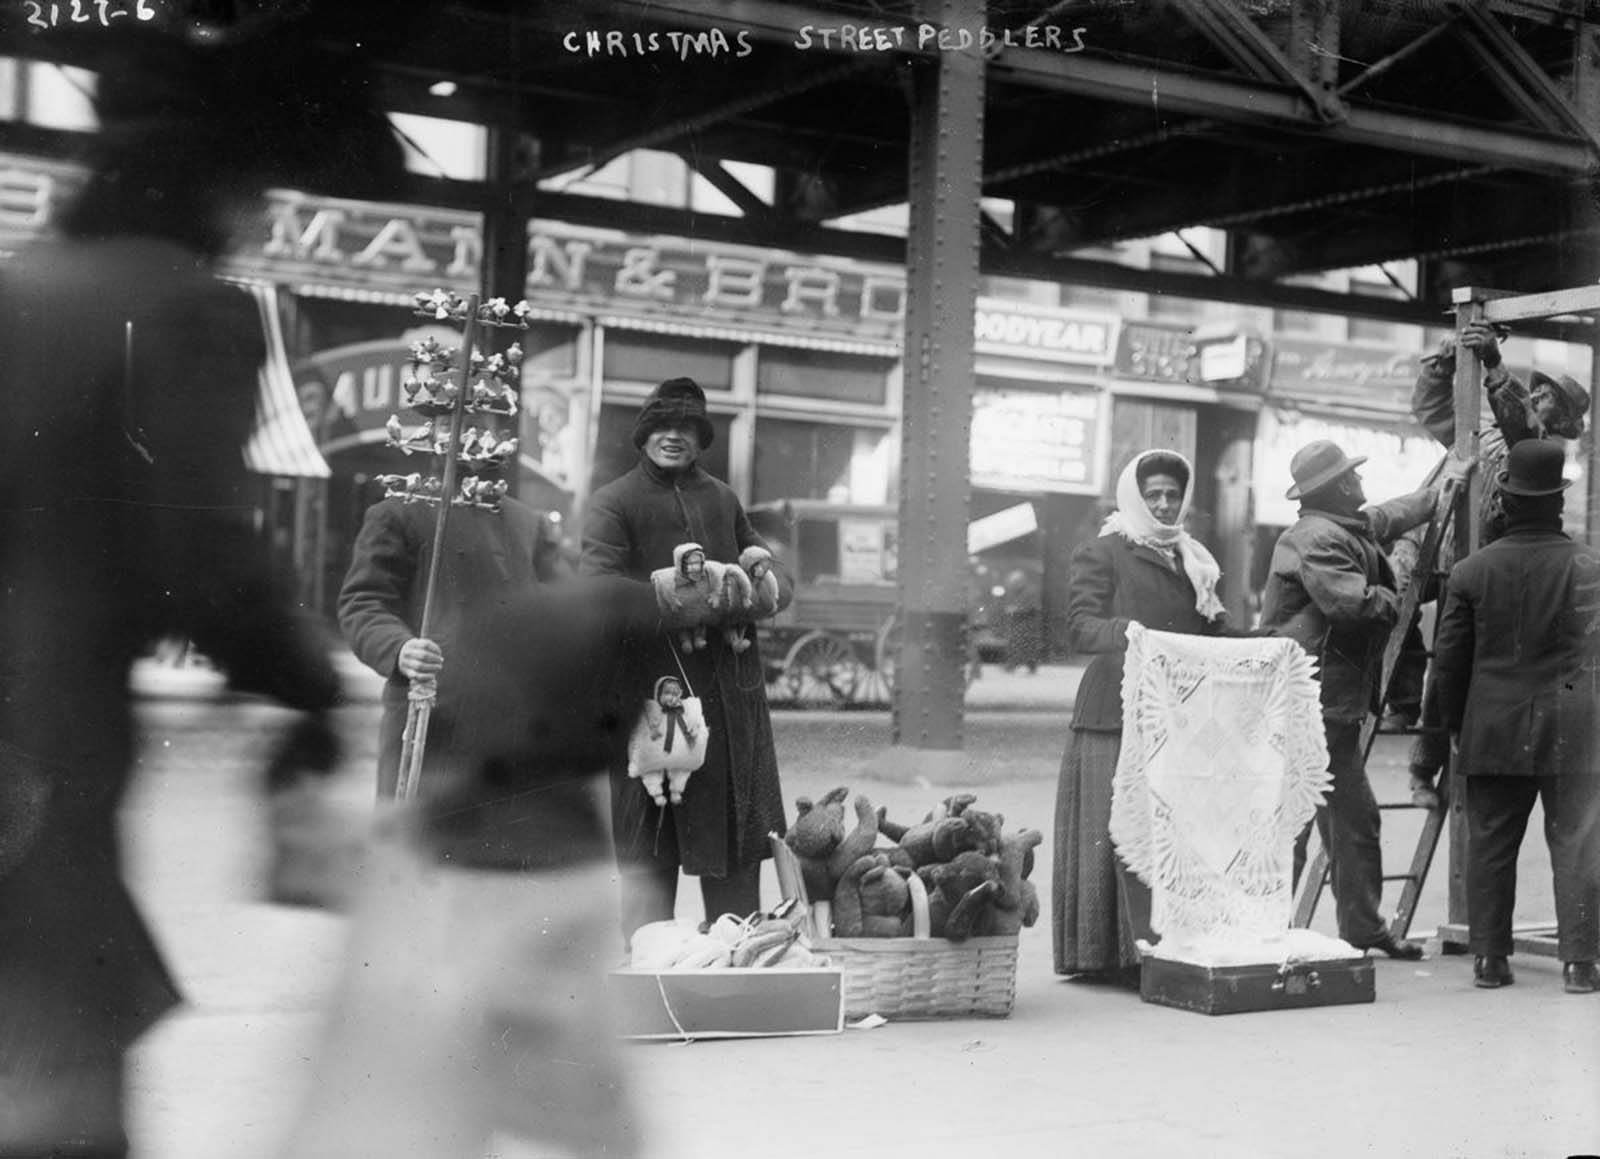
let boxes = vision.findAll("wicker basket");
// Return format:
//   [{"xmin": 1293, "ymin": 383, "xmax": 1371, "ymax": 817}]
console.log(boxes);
[
  {"xmin": 770, "ymin": 835, "xmax": 1019, "ymax": 1020},
  {"xmin": 813, "ymin": 931, "xmax": 1019, "ymax": 1019}
]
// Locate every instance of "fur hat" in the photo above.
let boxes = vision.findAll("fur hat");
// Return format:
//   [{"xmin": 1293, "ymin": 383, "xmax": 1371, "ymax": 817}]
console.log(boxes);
[{"xmin": 632, "ymin": 377, "xmax": 715, "ymax": 450}]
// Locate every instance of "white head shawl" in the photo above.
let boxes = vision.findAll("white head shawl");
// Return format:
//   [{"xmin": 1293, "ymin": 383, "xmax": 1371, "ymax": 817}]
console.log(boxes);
[{"xmin": 1100, "ymin": 450, "xmax": 1226, "ymax": 621}]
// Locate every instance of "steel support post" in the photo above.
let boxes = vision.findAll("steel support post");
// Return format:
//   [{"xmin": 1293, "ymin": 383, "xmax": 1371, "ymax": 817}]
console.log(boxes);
[
  {"xmin": 482, "ymin": 124, "xmax": 530, "ymax": 499},
  {"xmin": 879, "ymin": 0, "xmax": 986, "ymax": 781}
]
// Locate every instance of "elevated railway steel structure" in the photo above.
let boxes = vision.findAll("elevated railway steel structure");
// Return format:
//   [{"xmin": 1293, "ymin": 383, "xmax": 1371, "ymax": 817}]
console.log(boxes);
[{"xmin": 6, "ymin": 0, "xmax": 1598, "ymax": 762}]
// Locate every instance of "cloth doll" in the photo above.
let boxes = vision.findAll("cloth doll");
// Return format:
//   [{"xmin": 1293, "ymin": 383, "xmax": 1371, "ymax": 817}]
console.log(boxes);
[
  {"xmin": 650, "ymin": 542, "xmax": 721, "ymax": 654},
  {"xmin": 625, "ymin": 676, "xmax": 706, "ymax": 807},
  {"xmin": 718, "ymin": 545, "xmax": 779, "ymax": 654}
]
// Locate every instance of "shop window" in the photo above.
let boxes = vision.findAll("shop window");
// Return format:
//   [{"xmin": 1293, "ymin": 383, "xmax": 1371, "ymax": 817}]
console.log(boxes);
[
  {"xmin": 603, "ymin": 331, "xmax": 736, "ymax": 390},
  {"xmin": 756, "ymin": 347, "xmax": 889, "ymax": 406},
  {"xmin": 752, "ymin": 417, "xmax": 869, "ymax": 504},
  {"xmin": 522, "ymin": 322, "xmax": 580, "ymax": 381},
  {"xmin": 588, "ymin": 402, "xmax": 732, "ymax": 494}
]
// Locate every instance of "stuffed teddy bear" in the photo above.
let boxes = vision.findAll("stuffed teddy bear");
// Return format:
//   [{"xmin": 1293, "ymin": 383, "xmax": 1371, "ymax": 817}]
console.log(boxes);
[
  {"xmin": 887, "ymin": 794, "xmax": 992, "ymax": 868},
  {"xmin": 918, "ymin": 850, "xmax": 1000, "ymax": 941},
  {"xmin": 832, "ymin": 853, "xmax": 914, "ymax": 938},
  {"xmin": 973, "ymin": 827, "xmax": 1043, "ymax": 937},
  {"xmin": 931, "ymin": 805, "xmax": 1004, "ymax": 862},
  {"xmin": 785, "ymin": 787, "xmax": 880, "ymax": 905}
]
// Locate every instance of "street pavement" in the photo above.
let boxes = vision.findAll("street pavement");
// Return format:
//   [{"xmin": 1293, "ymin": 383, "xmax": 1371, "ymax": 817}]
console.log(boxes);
[{"xmin": 120, "ymin": 656, "xmax": 1598, "ymax": 1159}]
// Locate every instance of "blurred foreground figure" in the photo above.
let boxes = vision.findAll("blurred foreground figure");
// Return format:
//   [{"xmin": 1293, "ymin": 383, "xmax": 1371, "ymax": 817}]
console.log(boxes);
[
  {"xmin": 0, "ymin": 20, "xmax": 403, "ymax": 1157},
  {"xmin": 278, "ymin": 578, "xmax": 658, "ymax": 1158}
]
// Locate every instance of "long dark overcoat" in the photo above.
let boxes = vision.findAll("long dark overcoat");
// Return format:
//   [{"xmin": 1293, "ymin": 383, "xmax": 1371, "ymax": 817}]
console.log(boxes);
[
  {"xmin": 1066, "ymin": 534, "xmax": 1223, "ymax": 733},
  {"xmin": 1432, "ymin": 524, "xmax": 1600, "ymax": 778},
  {"xmin": 580, "ymin": 457, "xmax": 791, "ymax": 876},
  {"xmin": 338, "ymin": 495, "xmax": 563, "ymax": 792},
  {"xmin": 0, "ymin": 238, "xmax": 341, "ymax": 1066}
]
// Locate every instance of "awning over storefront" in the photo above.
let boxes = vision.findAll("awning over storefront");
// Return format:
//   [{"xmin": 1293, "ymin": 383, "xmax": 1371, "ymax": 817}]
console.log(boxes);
[{"xmin": 235, "ymin": 280, "xmax": 331, "ymax": 478}]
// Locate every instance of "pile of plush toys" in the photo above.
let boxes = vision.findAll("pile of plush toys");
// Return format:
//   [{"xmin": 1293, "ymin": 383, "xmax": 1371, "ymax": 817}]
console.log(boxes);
[{"xmin": 785, "ymin": 787, "xmax": 1041, "ymax": 941}]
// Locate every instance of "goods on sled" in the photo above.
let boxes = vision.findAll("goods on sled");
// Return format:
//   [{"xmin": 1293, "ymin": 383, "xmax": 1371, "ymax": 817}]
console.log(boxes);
[
  {"xmin": 770, "ymin": 788, "xmax": 1038, "ymax": 1019},
  {"xmin": 649, "ymin": 541, "xmax": 777, "ymax": 655}
]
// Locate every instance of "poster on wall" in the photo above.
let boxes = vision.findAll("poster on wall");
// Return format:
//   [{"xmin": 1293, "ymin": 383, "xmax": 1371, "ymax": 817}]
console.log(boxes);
[
  {"xmin": 970, "ymin": 383, "xmax": 1104, "ymax": 494},
  {"xmin": 1253, "ymin": 407, "xmax": 1445, "ymax": 527}
]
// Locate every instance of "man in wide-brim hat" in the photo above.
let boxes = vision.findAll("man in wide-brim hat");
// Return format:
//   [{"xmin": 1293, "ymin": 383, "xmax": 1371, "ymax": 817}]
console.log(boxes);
[
  {"xmin": 1432, "ymin": 439, "xmax": 1600, "ymax": 994},
  {"xmin": 1260, "ymin": 438, "xmax": 1460, "ymax": 960}
]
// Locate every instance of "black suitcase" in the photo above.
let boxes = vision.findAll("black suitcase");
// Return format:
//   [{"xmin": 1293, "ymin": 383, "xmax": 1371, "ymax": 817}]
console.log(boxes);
[{"xmin": 1140, "ymin": 955, "xmax": 1376, "ymax": 1015}]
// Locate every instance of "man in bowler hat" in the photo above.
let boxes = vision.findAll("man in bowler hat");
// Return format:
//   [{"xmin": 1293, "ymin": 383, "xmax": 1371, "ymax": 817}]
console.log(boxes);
[
  {"xmin": 1431, "ymin": 439, "xmax": 1600, "ymax": 993},
  {"xmin": 1260, "ymin": 439, "xmax": 1456, "ymax": 959}
]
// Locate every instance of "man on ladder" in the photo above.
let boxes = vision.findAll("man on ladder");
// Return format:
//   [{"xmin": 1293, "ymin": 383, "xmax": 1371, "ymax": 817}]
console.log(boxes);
[{"xmin": 1261, "ymin": 440, "xmax": 1463, "ymax": 960}]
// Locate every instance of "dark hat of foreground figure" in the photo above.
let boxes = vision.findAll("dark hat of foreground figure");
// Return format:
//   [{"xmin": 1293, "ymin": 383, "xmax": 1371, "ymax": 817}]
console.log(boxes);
[
  {"xmin": 1285, "ymin": 439, "xmax": 1366, "ymax": 500},
  {"xmin": 1498, "ymin": 439, "xmax": 1571, "ymax": 497},
  {"xmin": 632, "ymin": 377, "xmax": 715, "ymax": 450}
]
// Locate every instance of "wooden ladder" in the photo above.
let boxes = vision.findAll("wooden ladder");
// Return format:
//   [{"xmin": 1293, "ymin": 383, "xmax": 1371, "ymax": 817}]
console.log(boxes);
[{"xmin": 1290, "ymin": 474, "xmax": 1462, "ymax": 941}]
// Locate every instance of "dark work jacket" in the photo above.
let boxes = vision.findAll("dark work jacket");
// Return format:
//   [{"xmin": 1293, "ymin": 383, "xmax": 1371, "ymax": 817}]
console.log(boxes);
[
  {"xmin": 1432, "ymin": 524, "xmax": 1600, "ymax": 778},
  {"xmin": 1067, "ymin": 534, "xmax": 1225, "ymax": 733},
  {"xmin": 1259, "ymin": 490, "xmax": 1436, "ymax": 721},
  {"xmin": 338, "ymin": 494, "xmax": 564, "ymax": 787},
  {"xmin": 580, "ymin": 457, "xmax": 793, "ymax": 875}
]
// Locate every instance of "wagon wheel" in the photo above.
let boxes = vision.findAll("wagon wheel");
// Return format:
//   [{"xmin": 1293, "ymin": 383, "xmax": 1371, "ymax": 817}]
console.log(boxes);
[{"xmin": 781, "ymin": 631, "xmax": 862, "ymax": 707}]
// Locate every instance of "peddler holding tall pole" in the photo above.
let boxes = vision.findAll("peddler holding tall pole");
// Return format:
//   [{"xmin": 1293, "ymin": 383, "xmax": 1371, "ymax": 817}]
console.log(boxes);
[{"xmin": 339, "ymin": 291, "xmax": 567, "ymax": 802}]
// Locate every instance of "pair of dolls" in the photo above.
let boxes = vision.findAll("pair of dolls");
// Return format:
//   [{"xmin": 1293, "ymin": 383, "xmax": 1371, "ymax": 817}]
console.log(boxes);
[{"xmin": 650, "ymin": 541, "xmax": 780, "ymax": 655}]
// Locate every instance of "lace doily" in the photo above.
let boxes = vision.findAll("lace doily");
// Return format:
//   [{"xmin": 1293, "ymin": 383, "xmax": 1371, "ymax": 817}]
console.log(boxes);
[{"xmin": 1110, "ymin": 625, "xmax": 1331, "ymax": 952}]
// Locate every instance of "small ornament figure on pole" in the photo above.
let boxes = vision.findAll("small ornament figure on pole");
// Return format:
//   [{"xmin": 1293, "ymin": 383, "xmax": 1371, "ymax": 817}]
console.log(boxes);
[{"xmin": 388, "ymin": 289, "xmax": 534, "ymax": 800}]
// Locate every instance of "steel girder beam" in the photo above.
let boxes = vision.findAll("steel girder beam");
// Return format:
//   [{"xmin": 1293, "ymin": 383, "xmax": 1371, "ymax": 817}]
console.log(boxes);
[
  {"xmin": 393, "ymin": 174, "xmax": 1588, "ymax": 341},
  {"xmin": 1170, "ymin": 0, "xmax": 1345, "ymax": 120},
  {"xmin": 1453, "ymin": 0, "xmax": 1600, "ymax": 154},
  {"xmin": 680, "ymin": 156, "xmax": 775, "ymax": 220},
  {"xmin": 989, "ymin": 47, "xmax": 1597, "ymax": 174},
  {"xmin": 602, "ymin": 0, "xmax": 1598, "ymax": 173}
]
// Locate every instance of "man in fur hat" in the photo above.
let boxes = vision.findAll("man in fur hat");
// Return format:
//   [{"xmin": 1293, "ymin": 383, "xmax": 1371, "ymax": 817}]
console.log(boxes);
[
  {"xmin": 1260, "ymin": 440, "xmax": 1452, "ymax": 960},
  {"xmin": 1431, "ymin": 440, "xmax": 1600, "ymax": 994},
  {"xmin": 580, "ymin": 376, "xmax": 793, "ymax": 941}
]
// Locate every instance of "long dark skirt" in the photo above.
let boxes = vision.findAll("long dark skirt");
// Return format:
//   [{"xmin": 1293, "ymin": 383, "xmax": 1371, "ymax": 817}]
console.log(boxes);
[{"xmin": 1051, "ymin": 726, "xmax": 1154, "ymax": 976}]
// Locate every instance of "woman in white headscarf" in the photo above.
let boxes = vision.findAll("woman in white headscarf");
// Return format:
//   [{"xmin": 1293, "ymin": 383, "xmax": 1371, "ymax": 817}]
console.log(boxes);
[{"xmin": 1052, "ymin": 449, "xmax": 1228, "ymax": 984}]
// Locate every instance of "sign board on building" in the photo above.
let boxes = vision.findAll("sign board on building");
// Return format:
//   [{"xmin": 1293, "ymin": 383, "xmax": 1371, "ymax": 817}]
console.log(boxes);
[
  {"xmin": 1114, "ymin": 320, "xmax": 1195, "ymax": 383},
  {"xmin": 974, "ymin": 298, "xmax": 1117, "ymax": 365},
  {"xmin": 838, "ymin": 518, "xmax": 893, "ymax": 584},
  {"xmin": 1268, "ymin": 338, "xmax": 1421, "ymax": 413},
  {"xmin": 970, "ymin": 384, "xmax": 1104, "ymax": 494}
]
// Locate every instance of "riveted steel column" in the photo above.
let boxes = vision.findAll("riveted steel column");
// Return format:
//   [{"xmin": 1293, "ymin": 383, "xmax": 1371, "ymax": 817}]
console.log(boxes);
[{"xmin": 890, "ymin": 0, "xmax": 986, "ymax": 767}]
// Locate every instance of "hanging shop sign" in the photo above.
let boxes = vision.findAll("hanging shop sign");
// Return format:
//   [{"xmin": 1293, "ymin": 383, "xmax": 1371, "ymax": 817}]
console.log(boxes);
[
  {"xmin": 970, "ymin": 383, "xmax": 1104, "ymax": 495},
  {"xmin": 1253, "ymin": 406, "xmax": 1442, "ymax": 527},
  {"xmin": 1268, "ymin": 338, "xmax": 1421, "ymax": 414}
]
